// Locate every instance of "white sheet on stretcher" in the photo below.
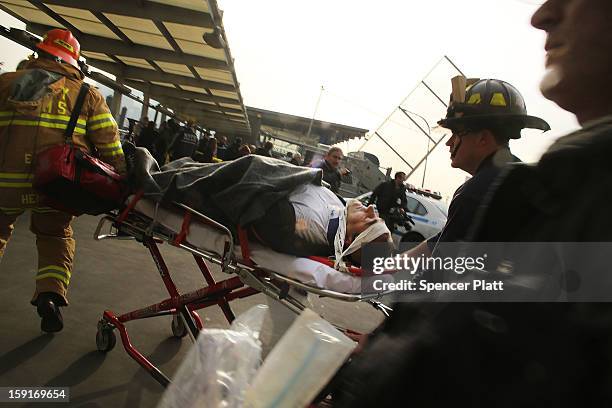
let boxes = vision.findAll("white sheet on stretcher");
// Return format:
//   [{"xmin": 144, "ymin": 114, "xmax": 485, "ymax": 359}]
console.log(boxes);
[{"xmin": 132, "ymin": 198, "xmax": 392, "ymax": 294}]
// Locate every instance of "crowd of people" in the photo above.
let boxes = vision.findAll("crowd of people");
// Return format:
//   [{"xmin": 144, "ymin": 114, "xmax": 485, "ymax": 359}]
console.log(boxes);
[
  {"xmin": 131, "ymin": 118, "xmax": 285, "ymax": 167},
  {"xmin": 131, "ymin": 117, "xmax": 352, "ymax": 187}
]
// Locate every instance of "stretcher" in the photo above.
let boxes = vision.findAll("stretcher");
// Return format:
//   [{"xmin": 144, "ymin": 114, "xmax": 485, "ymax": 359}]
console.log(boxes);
[{"xmin": 93, "ymin": 192, "xmax": 392, "ymax": 387}]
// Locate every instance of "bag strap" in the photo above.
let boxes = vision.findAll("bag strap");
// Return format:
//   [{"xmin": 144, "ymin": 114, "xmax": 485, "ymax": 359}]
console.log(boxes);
[{"xmin": 64, "ymin": 82, "xmax": 90, "ymax": 145}]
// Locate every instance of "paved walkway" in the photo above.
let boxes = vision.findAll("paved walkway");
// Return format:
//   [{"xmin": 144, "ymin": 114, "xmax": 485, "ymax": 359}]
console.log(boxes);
[{"xmin": 0, "ymin": 215, "xmax": 383, "ymax": 407}]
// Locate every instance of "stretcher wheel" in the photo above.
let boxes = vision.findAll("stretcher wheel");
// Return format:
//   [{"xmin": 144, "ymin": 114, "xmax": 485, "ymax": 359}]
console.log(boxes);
[
  {"xmin": 96, "ymin": 326, "xmax": 117, "ymax": 352},
  {"xmin": 171, "ymin": 315, "xmax": 188, "ymax": 338}
]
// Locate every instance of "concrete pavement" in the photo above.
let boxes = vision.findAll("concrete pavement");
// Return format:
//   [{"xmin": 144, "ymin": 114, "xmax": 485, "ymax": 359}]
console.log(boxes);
[{"xmin": 0, "ymin": 214, "xmax": 383, "ymax": 407}]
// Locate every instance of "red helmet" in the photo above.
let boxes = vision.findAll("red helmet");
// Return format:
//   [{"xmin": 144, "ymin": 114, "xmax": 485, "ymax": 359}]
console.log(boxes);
[{"xmin": 36, "ymin": 29, "xmax": 80, "ymax": 69}]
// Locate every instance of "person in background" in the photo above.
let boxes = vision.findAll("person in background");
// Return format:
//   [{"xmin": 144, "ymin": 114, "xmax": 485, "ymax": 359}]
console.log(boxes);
[
  {"xmin": 238, "ymin": 144, "xmax": 251, "ymax": 157},
  {"xmin": 370, "ymin": 171, "xmax": 408, "ymax": 231},
  {"xmin": 192, "ymin": 132, "xmax": 208, "ymax": 162},
  {"xmin": 0, "ymin": 28, "xmax": 126, "ymax": 333},
  {"xmin": 195, "ymin": 137, "xmax": 222, "ymax": 163},
  {"xmin": 135, "ymin": 120, "xmax": 159, "ymax": 156},
  {"xmin": 290, "ymin": 152, "xmax": 303, "ymax": 166},
  {"xmin": 312, "ymin": 146, "xmax": 349, "ymax": 194},
  {"xmin": 153, "ymin": 118, "xmax": 177, "ymax": 166},
  {"xmin": 168, "ymin": 121, "xmax": 198, "ymax": 161},
  {"xmin": 255, "ymin": 141, "xmax": 274, "ymax": 157},
  {"xmin": 134, "ymin": 116, "xmax": 148, "ymax": 140},
  {"xmin": 224, "ymin": 137, "xmax": 243, "ymax": 161},
  {"xmin": 216, "ymin": 135, "xmax": 228, "ymax": 160}
]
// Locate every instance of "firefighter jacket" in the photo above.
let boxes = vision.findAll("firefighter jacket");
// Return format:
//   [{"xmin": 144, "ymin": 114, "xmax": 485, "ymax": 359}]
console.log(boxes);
[{"xmin": 0, "ymin": 58, "xmax": 126, "ymax": 209}]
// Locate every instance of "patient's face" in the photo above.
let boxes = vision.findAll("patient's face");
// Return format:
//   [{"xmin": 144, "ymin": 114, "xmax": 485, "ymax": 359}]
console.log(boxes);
[{"xmin": 346, "ymin": 201, "xmax": 380, "ymax": 239}]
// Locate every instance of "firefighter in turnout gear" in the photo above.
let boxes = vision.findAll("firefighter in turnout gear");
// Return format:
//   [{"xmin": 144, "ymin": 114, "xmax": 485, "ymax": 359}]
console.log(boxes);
[{"xmin": 0, "ymin": 29, "xmax": 126, "ymax": 332}]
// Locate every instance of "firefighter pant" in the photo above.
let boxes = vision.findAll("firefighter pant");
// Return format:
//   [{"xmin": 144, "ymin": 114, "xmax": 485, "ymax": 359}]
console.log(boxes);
[{"xmin": 0, "ymin": 208, "xmax": 75, "ymax": 306}]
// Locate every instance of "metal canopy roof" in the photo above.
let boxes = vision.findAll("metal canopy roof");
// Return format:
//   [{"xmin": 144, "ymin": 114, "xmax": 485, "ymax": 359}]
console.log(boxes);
[
  {"xmin": 0, "ymin": 0, "xmax": 251, "ymax": 136},
  {"xmin": 247, "ymin": 106, "xmax": 369, "ymax": 145}
]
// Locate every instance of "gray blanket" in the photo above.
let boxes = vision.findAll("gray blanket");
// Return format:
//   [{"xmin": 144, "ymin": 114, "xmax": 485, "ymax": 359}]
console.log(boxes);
[{"xmin": 129, "ymin": 148, "xmax": 323, "ymax": 227}]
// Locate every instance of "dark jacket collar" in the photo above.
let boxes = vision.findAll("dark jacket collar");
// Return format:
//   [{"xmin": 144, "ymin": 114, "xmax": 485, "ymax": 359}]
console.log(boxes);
[{"xmin": 475, "ymin": 147, "xmax": 517, "ymax": 174}]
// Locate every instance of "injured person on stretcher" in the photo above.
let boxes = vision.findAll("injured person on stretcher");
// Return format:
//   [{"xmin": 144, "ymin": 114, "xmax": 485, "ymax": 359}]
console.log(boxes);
[
  {"xmin": 249, "ymin": 183, "xmax": 392, "ymax": 269},
  {"xmin": 126, "ymin": 145, "xmax": 393, "ymax": 275}
]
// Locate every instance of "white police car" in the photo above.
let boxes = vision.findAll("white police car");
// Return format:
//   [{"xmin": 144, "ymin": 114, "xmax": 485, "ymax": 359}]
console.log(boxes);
[{"xmin": 355, "ymin": 186, "xmax": 448, "ymax": 247}]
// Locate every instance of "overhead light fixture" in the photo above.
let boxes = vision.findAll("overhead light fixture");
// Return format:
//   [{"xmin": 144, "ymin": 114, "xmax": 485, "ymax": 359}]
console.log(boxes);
[{"xmin": 203, "ymin": 26, "xmax": 225, "ymax": 49}]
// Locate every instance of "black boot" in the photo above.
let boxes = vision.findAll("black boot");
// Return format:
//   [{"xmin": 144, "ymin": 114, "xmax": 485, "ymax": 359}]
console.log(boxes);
[{"xmin": 36, "ymin": 293, "xmax": 64, "ymax": 333}]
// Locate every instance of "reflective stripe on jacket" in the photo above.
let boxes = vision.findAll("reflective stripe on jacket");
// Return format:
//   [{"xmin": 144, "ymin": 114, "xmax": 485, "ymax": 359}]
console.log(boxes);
[{"xmin": 0, "ymin": 58, "xmax": 126, "ymax": 208}]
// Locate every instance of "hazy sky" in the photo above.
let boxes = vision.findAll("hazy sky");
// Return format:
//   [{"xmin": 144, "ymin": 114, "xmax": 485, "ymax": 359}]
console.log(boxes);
[
  {"xmin": 0, "ymin": 0, "xmax": 579, "ymax": 200},
  {"xmin": 218, "ymin": 0, "xmax": 579, "ymax": 199}
]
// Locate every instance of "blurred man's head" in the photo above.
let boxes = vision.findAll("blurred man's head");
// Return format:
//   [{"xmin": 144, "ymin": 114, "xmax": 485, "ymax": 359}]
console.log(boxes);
[
  {"xmin": 531, "ymin": 0, "xmax": 612, "ymax": 124},
  {"xmin": 325, "ymin": 147, "xmax": 344, "ymax": 170},
  {"xmin": 394, "ymin": 172, "xmax": 406, "ymax": 187},
  {"xmin": 264, "ymin": 141, "xmax": 274, "ymax": 151},
  {"xmin": 238, "ymin": 144, "xmax": 250, "ymax": 156}
]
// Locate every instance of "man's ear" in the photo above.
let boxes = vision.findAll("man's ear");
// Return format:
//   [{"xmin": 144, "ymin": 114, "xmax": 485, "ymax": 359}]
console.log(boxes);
[{"xmin": 478, "ymin": 129, "xmax": 495, "ymax": 146}]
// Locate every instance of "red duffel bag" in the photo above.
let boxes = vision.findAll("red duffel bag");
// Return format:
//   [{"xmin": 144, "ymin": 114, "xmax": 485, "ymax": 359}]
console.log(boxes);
[{"xmin": 33, "ymin": 83, "xmax": 128, "ymax": 216}]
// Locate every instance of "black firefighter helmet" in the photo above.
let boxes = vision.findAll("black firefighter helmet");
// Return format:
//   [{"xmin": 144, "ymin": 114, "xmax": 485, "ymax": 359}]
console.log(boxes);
[{"xmin": 438, "ymin": 78, "xmax": 550, "ymax": 138}]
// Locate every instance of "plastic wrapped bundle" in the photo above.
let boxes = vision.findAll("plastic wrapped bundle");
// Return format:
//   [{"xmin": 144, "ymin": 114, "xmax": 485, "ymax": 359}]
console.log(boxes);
[
  {"xmin": 244, "ymin": 308, "xmax": 355, "ymax": 408},
  {"xmin": 158, "ymin": 304, "xmax": 268, "ymax": 408}
]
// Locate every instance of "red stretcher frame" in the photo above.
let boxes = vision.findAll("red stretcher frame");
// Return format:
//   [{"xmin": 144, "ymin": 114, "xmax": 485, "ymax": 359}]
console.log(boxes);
[{"xmin": 93, "ymin": 194, "xmax": 391, "ymax": 387}]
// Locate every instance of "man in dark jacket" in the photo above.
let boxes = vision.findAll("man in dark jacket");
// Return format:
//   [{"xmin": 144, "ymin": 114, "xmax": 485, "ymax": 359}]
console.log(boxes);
[
  {"xmin": 370, "ymin": 171, "xmax": 408, "ymax": 230},
  {"xmin": 154, "ymin": 118, "xmax": 179, "ymax": 166},
  {"xmin": 402, "ymin": 78, "xmax": 548, "ymax": 260},
  {"xmin": 312, "ymin": 147, "xmax": 349, "ymax": 194},
  {"xmin": 255, "ymin": 141, "xmax": 274, "ymax": 157},
  {"xmin": 216, "ymin": 135, "xmax": 228, "ymax": 160},
  {"xmin": 136, "ymin": 121, "xmax": 159, "ymax": 155},
  {"xmin": 331, "ymin": 79, "xmax": 549, "ymax": 407},
  {"xmin": 169, "ymin": 122, "xmax": 198, "ymax": 161},
  {"xmin": 332, "ymin": 1, "xmax": 612, "ymax": 406},
  {"xmin": 224, "ymin": 137, "xmax": 242, "ymax": 161}
]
